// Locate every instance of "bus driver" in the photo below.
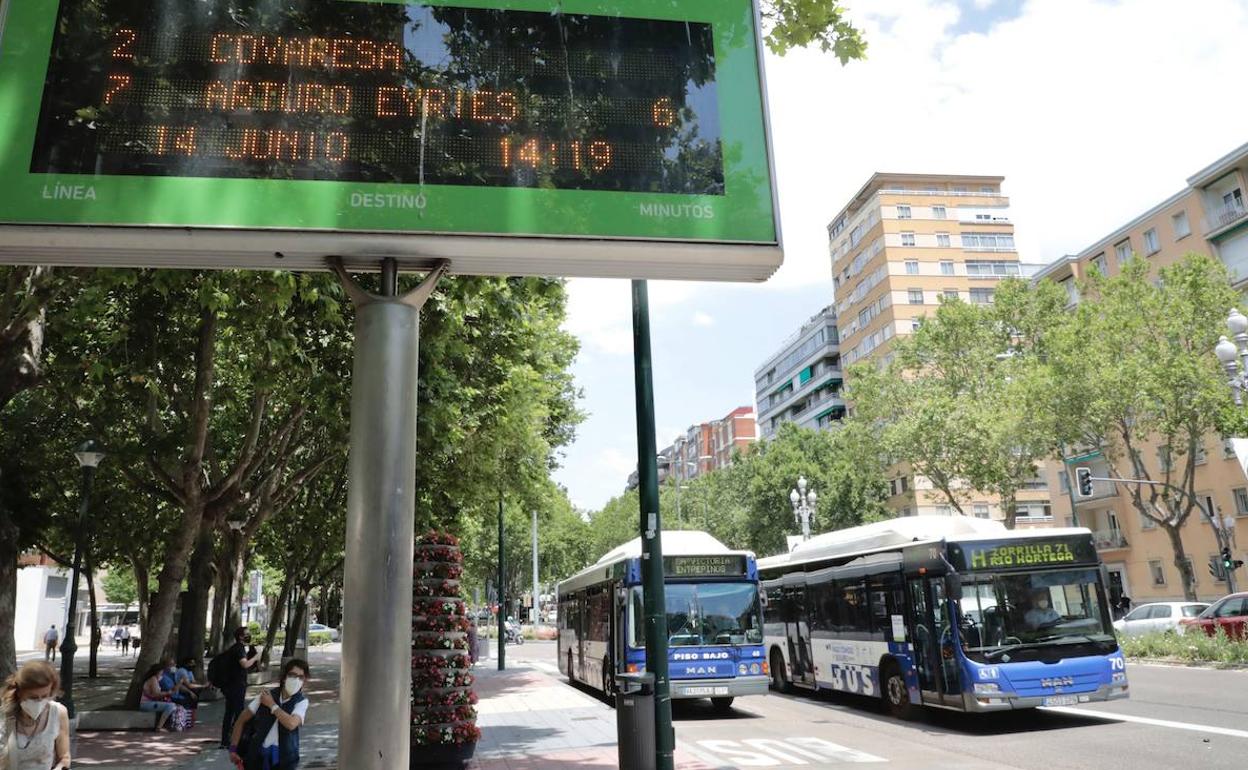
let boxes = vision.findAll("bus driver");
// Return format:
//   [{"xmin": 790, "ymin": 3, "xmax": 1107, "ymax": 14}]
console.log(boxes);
[{"xmin": 1024, "ymin": 590, "xmax": 1061, "ymax": 629}]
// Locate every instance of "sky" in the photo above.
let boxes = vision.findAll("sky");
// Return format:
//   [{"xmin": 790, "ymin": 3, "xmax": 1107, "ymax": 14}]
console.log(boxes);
[{"xmin": 553, "ymin": 0, "xmax": 1248, "ymax": 512}]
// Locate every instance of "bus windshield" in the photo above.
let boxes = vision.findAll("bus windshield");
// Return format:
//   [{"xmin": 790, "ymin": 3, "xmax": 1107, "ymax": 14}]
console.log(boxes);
[
  {"xmin": 955, "ymin": 568, "xmax": 1116, "ymax": 662},
  {"xmin": 631, "ymin": 582, "xmax": 763, "ymax": 647}
]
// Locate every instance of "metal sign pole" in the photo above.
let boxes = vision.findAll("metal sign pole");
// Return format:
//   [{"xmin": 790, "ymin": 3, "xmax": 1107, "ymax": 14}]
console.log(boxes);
[
  {"xmin": 631, "ymin": 279, "xmax": 674, "ymax": 770},
  {"xmin": 332, "ymin": 257, "xmax": 447, "ymax": 770}
]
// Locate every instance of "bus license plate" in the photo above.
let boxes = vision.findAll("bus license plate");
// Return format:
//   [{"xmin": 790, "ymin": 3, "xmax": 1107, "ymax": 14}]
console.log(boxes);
[
  {"xmin": 682, "ymin": 686, "xmax": 728, "ymax": 696},
  {"xmin": 1043, "ymin": 695, "xmax": 1078, "ymax": 706}
]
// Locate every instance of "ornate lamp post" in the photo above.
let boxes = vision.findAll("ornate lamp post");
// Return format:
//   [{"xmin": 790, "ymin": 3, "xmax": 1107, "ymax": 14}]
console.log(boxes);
[
  {"xmin": 61, "ymin": 440, "xmax": 104, "ymax": 719},
  {"xmin": 1215, "ymin": 308, "xmax": 1248, "ymax": 405},
  {"xmin": 789, "ymin": 476, "xmax": 817, "ymax": 541}
]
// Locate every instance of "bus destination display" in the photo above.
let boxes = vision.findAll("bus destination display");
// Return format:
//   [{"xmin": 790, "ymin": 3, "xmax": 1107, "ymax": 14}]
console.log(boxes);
[
  {"xmin": 30, "ymin": 0, "xmax": 724, "ymax": 194},
  {"xmin": 950, "ymin": 537, "xmax": 1099, "ymax": 573},
  {"xmin": 664, "ymin": 555, "xmax": 747, "ymax": 578}
]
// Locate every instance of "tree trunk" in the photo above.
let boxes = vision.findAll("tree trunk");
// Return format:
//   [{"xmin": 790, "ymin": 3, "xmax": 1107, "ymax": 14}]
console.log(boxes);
[
  {"xmin": 226, "ymin": 545, "xmax": 246, "ymax": 649},
  {"xmin": 0, "ymin": 280, "xmax": 47, "ymax": 414},
  {"xmin": 284, "ymin": 588, "xmax": 308, "ymax": 658},
  {"xmin": 262, "ymin": 571, "xmax": 293, "ymax": 668},
  {"xmin": 178, "ymin": 521, "xmax": 217, "ymax": 670},
  {"xmin": 1163, "ymin": 523, "xmax": 1198, "ymax": 601},
  {"xmin": 1001, "ymin": 492, "xmax": 1018, "ymax": 530},
  {"xmin": 0, "ymin": 511, "xmax": 19, "ymax": 684},
  {"xmin": 85, "ymin": 550, "xmax": 99, "ymax": 678},
  {"xmin": 130, "ymin": 557, "xmax": 150, "ymax": 634},
  {"xmin": 123, "ymin": 501, "xmax": 206, "ymax": 708},
  {"xmin": 208, "ymin": 544, "xmax": 232, "ymax": 655}
]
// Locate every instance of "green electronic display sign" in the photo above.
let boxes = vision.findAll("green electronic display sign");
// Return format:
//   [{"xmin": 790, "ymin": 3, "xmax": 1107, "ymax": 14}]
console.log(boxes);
[
  {"xmin": 663, "ymin": 555, "xmax": 747, "ymax": 578},
  {"xmin": 947, "ymin": 536, "xmax": 1100, "ymax": 573},
  {"xmin": 0, "ymin": 0, "xmax": 781, "ymax": 279}
]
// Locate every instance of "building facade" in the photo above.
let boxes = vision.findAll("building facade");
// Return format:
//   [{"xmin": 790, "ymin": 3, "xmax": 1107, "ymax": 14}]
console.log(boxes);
[
  {"xmin": 626, "ymin": 406, "xmax": 757, "ymax": 492},
  {"xmin": 826, "ymin": 173, "xmax": 1053, "ymax": 525},
  {"xmin": 711, "ymin": 406, "xmax": 757, "ymax": 468},
  {"xmin": 1034, "ymin": 141, "xmax": 1248, "ymax": 604},
  {"xmin": 753, "ymin": 304, "xmax": 843, "ymax": 439}
]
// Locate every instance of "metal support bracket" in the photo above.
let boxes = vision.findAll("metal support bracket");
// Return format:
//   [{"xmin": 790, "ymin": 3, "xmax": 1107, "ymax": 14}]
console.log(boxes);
[{"xmin": 327, "ymin": 256, "xmax": 450, "ymax": 308}]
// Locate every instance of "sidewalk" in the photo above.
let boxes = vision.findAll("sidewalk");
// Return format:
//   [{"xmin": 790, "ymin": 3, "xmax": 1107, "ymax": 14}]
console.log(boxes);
[{"xmin": 62, "ymin": 646, "xmax": 711, "ymax": 769}]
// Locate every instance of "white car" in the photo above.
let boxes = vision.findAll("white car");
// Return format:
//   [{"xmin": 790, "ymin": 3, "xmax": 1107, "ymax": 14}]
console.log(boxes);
[
  {"xmin": 1113, "ymin": 602, "xmax": 1209, "ymax": 637},
  {"xmin": 308, "ymin": 622, "xmax": 340, "ymax": 642}
]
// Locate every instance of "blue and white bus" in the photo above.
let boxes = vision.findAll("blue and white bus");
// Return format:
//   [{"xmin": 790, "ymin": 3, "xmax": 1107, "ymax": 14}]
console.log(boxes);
[
  {"xmin": 759, "ymin": 517, "xmax": 1129, "ymax": 716},
  {"xmin": 557, "ymin": 531, "xmax": 770, "ymax": 710}
]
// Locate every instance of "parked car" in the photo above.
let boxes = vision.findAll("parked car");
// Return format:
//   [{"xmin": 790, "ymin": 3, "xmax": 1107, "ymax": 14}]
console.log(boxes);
[
  {"xmin": 308, "ymin": 622, "xmax": 340, "ymax": 642},
  {"xmin": 1178, "ymin": 592, "xmax": 1248, "ymax": 639},
  {"xmin": 1113, "ymin": 602, "xmax": 1208, "ymax": 637}
]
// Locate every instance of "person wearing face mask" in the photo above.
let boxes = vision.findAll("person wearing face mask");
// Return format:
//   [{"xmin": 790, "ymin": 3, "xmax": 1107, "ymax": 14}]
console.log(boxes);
[
  {"xmin": 220, "ymin": 627, "xmax": 262, "ymax": 750},
  {"xmin": 1024, "ymin": 589, "xmax": 1061, "ymax": 629},
  {"xmin": 228, "ymin": 659, "xmax": 310, "ymax": 770},
  {"xmin": 0, "ymin": 661, "xmax": 71, "ymax": 769}
]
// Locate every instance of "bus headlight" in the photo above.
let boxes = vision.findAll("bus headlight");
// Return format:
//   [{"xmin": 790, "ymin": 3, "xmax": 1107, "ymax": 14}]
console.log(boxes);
[
  {"xmin": 750, "ymin": 663, "xmax": 761, "ymax": 675},
  {"xmin": 973, "ymin": 683, "xmax": 1001, "ymax": 695},
  {"xmin": 738, "ymin": 664, "xmax": 748, "ymax": 675},
  {"xmin": 1111, "ymin": 672, "xmax": 1127, "ymax": 684}
]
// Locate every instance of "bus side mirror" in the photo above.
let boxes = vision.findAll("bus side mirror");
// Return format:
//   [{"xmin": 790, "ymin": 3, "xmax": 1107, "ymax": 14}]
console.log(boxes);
[{"xmin": 759, "ymin": 588, "xmax": 768, "ymax": 608}]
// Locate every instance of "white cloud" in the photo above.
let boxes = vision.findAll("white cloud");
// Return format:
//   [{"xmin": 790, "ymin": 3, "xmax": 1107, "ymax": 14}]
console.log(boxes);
[
  {"xmin": 762, "ymin": 0, "xmax": 1248, "ymax": 288},
  {"xmin": 692, "ymin": 311, "xmax": 715, "ymax": 327},
  {"xmin": 563, "ymin": 277, "xmax": 703, "ymax": 357},
  {"xmin": 971, "ymin": 0, "xmax": 998, "ymax": 10},
  {"xmin": 599, "ymin": 447, "xmax": 638, "ymax": 477}
]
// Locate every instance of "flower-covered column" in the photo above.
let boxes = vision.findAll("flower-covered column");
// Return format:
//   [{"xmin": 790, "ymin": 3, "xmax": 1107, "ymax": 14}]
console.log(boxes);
[{"xmin": 411, "ymin": 532, "xmax": 481, "ymax": 767}]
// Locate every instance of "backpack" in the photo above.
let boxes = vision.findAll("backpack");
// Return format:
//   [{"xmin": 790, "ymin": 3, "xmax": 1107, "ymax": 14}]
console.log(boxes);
[{"xmin": 207, "ymin": 649, "xmax": 232, "ymax": 688}]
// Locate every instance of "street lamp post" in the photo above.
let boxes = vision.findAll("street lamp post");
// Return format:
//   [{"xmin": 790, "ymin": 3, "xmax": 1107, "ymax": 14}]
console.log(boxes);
[
  {"xmin": 789, "ymin": 476, "xmax": 817, "ymax": 541},
  {"xmin": 61, "ymin": 440, "xmax": 104, "ymax": 719},
  {"xmin": 1215, "ymin": 308, "xmax": 1248, "ymax": 405}
]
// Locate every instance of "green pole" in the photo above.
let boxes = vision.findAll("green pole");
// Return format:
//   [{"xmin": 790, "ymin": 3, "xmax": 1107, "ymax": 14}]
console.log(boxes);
[
  {"xmin": 498, "ymin": 492, "xmax": 505, "ymax": 671},
  {"xmin": 631, "ymin": 279, "xmax": 674, "ymax": 770}
]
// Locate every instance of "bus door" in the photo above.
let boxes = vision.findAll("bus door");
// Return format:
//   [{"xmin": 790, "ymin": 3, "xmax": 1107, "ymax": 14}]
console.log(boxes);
[
  {"xmin": 782, "ymin": 575, "xmax": 815, "ymax": 687},
  {"xmin": 907, "ymin": 576, "xmax": 961, "ymax": 706}
]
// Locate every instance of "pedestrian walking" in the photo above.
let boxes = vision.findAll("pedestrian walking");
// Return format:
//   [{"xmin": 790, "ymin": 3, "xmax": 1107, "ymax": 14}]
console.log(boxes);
[
  {"xmin": 0, "ymin": 660, "xmax": 71, "ymax": 769},
  {"xmin": 112, "ymin": 625, "xmax": 122, "ymax": 650},
  {"xmin": 467, "ymin": 618, "xmax": 479, "ymax": 666},
  {"xmin": 120, "ymin": 626, "xmax": 130, "ymax": 655},
  {"xmin": 215, "ymin": 627, "xmax": 261, "ymax": 750},
  {"xmin": 42, "ymin": 626, "xmax": 58, "ymax": 663},
  {"xmin": 228, "ymin": 658, "xmax": 310, "ymax": 770}
]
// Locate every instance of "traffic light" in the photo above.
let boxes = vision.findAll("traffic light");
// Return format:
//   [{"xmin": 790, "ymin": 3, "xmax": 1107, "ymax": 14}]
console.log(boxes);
[
  {"xmin": 1075, "ymin": 467, "xmax": 1094, "ymax": 498},
  {"xmin": 1222, "ymin": 548, "xmax": 1245, "ymax": 573}
]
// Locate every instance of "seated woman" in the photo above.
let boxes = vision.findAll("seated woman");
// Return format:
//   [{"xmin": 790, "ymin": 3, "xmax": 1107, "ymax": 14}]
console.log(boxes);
[
  {"xmin": 162, "ymin": 657, "xmax": 202, "ymax": 708},
  {"xmin": 139, "ymin": 663, "xmax": 179, "ymax": 731}
]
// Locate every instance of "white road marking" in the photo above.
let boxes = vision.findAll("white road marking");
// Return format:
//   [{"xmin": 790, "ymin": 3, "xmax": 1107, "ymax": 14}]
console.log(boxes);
[
  {"xmin": 694, "ymin": 737, "xmax": 887, "ymax": 766},
  {"xmin": 1042, "ymin": 706, "xmax": 1248, "ymax": 739}
]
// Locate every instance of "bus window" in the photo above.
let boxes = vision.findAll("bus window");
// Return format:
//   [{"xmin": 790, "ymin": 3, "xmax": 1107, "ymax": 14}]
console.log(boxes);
[{"xmin": 629, "ymin": 588, "xmax": 644, "ymax": 648}]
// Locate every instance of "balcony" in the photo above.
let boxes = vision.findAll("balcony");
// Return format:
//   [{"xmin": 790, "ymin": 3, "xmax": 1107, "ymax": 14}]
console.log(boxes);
[
  {"xmin": 1091, "ymin": 529, "xmax": 1129, "ymax": 551},
  {"xmin": 1205, "ymin": 200, "xmax": 1248, "ymax": 237}
]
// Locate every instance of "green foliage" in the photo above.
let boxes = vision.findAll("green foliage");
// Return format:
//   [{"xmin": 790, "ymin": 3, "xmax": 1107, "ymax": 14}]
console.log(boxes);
[
  {"xmin": 847, "ymin": 279, "xmax": 1068, "ymax": 527},
  {"xmin": 762, "ymin": 0, "xmax": 867, "ymax": 60},
  {"xmin": 101, "ymin": 566, "xmax": 142, "ymax": 607},
  {"xmin": 1119, "ymin": 629, "xmax": 1248, "ymax": 666}
]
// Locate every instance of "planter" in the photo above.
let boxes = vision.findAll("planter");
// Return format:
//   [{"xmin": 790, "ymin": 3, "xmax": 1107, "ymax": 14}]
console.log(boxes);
[{"xmin": 410, "ymin": 740, "xmax": 477, "ymax": 768}]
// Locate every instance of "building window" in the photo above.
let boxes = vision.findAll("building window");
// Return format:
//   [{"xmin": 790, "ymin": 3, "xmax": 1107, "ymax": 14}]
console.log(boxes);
[
  {"xmin": 45, "ymin": 576, "xmax": 68, "ymax": 599},
  {"xmin": 961, "ymin": 232, "xmax": 1016, "ymax": 251},
  {"xmin": 897, "ymin": 205, "xmax": 912, "ymax": 219},
  {"xmin": 911, "ymin": 319, "xmax": 922, "ymax": 331},
  {"xmin": 937, "ymin": 505, "xmax": 951, "ymax": 515},
  {"xmin": 969, "ymin": 288, "xmax": 995, "ymax": 304},
  {"xmin": 1092, "ymin": 253, "xmax": 1108, "ymax": 275},
  {"xmin": 1185, "ymin": 558, "xmax": 1197, "ymax": 586},
  {"xmin": 1235, "ymin": 487, "xmax": 1248, "ymax": 516},
  {"xmin": 943, "ymin": 289, "xmax": 958, "ymax": 300},
  {"xmin": 1224, "ymin": 438, "xmax": 1239, "ymax": 458},
  {"xmin": 1195, "ymin": 443, "xmax": 1208, "ymax": 465},
  {"xmin": 1172, "ymin": 211, "xmax": 1191, "ymax": 239},
  {"xmin": 1142, "ymin": 229, "xmax": 1159, "ymax": 255},
  {"xmin": 1149, "ymin": 560, "xmax": 1165, "ymax": 586},
  {"xmin": 980, "ymin": 185, "xmax": 995, "ymax": 194},
  {"xmin": 908, "ymin": 289, "xmax": 924, "ymax": 305},
  {"xmin": 932, "ymin": 205, "xmax": 946, "ymax": 219},
  {"xmin": 939, "ymin": 259, "xmax": 954, "ymax": 274},
  {"xmin": 905, "ymin": 259, "xmax": 919, "ymax": 274},
  {"xmin": 901, "ymin": 232, "xmax": 916, "ymax": 247},
  {"xmin": 1115, "ymin": 239, "xmax": 1133, "ymax": 263},
  {"xmin": 1210, "ymin": 554, "xmax": 1228, "ymax": 583},
  {"xmin": 973, "ymin": 504, "xmax": 990, "ymax": 519},
  {"xmin": 1057, "ymin": 470, "xmax": 1070, "ymax": 494},
  {"xmin": 965, "ymin": 260, "xmax": 1021, "ymax": 277}
]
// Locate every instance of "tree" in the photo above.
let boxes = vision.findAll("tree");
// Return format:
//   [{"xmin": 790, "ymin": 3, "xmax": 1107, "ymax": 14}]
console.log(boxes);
[
  {"xmin": 1050, "ymin": 255, "xmax": 1239, "ymax": 600},
  {"xmin": 762, "ymin": 0, "xmax": 867, "ymax": 60},
  {"xmin": 847, "ymin": 280, "xmax": 1068, "ymax": 528}
]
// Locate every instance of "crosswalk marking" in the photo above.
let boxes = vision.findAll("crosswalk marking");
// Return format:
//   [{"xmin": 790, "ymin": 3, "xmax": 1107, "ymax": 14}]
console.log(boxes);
[{"xmin": 694, "ymin": 737, "xmax": 887, "ymax": 766}]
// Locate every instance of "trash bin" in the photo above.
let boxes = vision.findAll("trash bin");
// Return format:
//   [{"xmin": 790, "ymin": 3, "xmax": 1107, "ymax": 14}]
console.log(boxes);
[{"xmin": 615, "ymin": 672, "xmax": 656, "ymax": 770}]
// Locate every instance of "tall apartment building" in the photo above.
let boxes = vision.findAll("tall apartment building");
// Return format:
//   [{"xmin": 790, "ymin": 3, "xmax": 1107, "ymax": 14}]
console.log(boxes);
[
  {"xmin": 753, "ymin": 305, "xmax": 843, "ymax": 440},
  {"xmin": 1034, "ymin": 141, "xmax": 1248, "ymax": 604},
  {"xmin": 711, "ymin": 406, "xmax": 758, "ymax": 468},
  {"xmin": 827, "ymin": 173, "xmax": 1052, "ymax": 524}
]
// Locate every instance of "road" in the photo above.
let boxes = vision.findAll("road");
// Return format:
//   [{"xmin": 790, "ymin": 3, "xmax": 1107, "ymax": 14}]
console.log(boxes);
[{"xmin": 505, "ymin": 640, "xmax": 1248, "ymax": 769}]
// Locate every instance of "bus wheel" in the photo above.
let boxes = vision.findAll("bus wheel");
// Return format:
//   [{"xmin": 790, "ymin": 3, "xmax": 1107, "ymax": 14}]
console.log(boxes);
[
  {"xmin": 711, "ymin": 696, "xmax": 735, "ymax": 712},
  {"xmin": 769, "ymin": 650, "xmax": 790, "ymax": 693},
  {"xmin": 881, "ymin": 661, "xmax": 913, "ymax": 719}
]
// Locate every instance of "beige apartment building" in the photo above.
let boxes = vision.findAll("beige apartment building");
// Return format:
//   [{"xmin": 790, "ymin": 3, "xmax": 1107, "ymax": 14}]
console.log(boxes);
[
  {"xmin": 826, "ymin": 173, "xmax": 1053, "ymax": 526},
  {"xmin": 1034, "ymin": 141, "xmax": 1248, "ymax": 604}
]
